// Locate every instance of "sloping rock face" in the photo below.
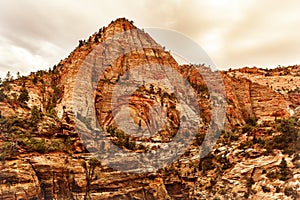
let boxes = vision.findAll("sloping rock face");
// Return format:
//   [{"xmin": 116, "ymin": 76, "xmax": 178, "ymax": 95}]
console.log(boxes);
[
  {"xmin": 250, "ymin": 82, "xmax": 290, "ymax": 120},
  {"xmin": 0, "ymin": 18, "xmax": 299, "ymax": 199},
  {"xmin": 223, "ymin": 75, "xmax": 291, "ymax": 124},
  {"xmin": 227, "ymin": 66, "xmax": 300, "ymax": 120}
]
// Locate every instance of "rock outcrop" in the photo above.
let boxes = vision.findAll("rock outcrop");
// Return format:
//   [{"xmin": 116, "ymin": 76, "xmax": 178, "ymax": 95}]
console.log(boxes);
[{"xmin": 0, "ymin": 18, "xmax": 299, "ymax": 199}]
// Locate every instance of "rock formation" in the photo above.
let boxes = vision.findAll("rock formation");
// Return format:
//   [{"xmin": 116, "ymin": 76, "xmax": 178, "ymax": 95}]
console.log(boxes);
[{"xmin": 0, "ymin": 18, "xmax": 299, "ymax": 199}]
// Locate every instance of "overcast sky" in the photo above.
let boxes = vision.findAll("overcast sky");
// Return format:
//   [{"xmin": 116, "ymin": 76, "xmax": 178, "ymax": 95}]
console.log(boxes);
[{"xmin": 1, "ymin": 0, "xmax": 300, "ymax": 77}]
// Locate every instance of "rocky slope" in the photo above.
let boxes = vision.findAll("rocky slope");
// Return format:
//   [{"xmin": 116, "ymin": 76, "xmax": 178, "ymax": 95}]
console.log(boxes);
[{"xmin": 0, "ymin": 18, "xmax": 299, "ymax": 199}]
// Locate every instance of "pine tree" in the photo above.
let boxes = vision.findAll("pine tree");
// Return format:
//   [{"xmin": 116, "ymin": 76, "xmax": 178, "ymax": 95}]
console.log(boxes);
[
  {"xmin": 5, "ymin": 71, "xmax": 12, "ymax": 82},
  {"xmin": 18, "ymin": 83, "xmax": 29, "ymax": 104},
  {"xmin": 31, "ymin": 105, "xmax": 41, "ymax": 124},
  {"xmin": 279, "ymin": 158, "xmax": 292, "ymax": 180},
  {"xmin": 0, "ymin": 89, "xmax": 7, "ymax": 101}
]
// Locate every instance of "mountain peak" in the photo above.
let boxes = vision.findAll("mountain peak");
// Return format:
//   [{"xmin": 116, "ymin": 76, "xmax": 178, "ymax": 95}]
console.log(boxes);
[
  {"xmin": 110, "ymin": 17, "xmax": 135, "ymax": 26},
  {"xmin": 105, "ymin": 17, "xmax": 137, "ymax": 33}
]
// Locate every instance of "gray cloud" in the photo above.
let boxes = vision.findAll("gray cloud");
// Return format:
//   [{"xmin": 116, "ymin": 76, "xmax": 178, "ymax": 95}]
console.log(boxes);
[
  {"xmin": 217, "ymin": 0, "xmax": 300, "ymax": 68},
  {"xmin": 0, "ymin": 0, "xmax": 300, "ymax": 77}
]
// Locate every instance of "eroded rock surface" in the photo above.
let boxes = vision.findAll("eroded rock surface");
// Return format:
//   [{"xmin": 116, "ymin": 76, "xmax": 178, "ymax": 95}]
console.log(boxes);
[{"xmin": 0, "ymin": 18, "xmax": 299, "ymax": 199}]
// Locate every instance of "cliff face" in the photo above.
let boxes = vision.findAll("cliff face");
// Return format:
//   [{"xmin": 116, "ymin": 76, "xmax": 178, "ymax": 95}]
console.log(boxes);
[
  {"xmin": 0, "ymin": 18, "xmax": 299, "ymax": 200},
  {"xmin": 223, "ymin": 74, "xmax": 292, "ymax": 124}
]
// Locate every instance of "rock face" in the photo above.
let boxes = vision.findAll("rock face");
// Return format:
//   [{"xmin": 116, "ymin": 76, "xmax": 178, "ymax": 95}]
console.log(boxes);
[
  {"xmin": 227, "ymin": 66, "xmax": 300, "ymax": 120},
  {"xmin": 0, "ymin": 18, "xmax": 299, "ymax": 199},
  {"xmin": 223, "ymin": 75, "xmax": 291, "ymax": 124}
]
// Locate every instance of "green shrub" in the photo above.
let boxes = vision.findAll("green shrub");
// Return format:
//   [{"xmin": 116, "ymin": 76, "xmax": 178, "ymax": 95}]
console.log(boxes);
[
  {"xmin": 48, "ymin": 140, "xmax": 63, "ymax": 152},
  {"xmin": 0, "ymin": 151, "xmax": 6, "ymax": 164},
  {"xmin": 223, "ymin": 131, "xmax": 240, "ymax": 143},
  {"xmin": 263, "ymin": 117, "xmax": 299, "ymax": 155},
  {"xmin": 195, "ymin": 133, "xmax": 205, "ymax": 145},
  {"xmin": 246, "ymin": 117, "xmax": 257, "ymax": 126},
  {"xmin": 275, "ymin": 186, "xmax": 280, "ymax": 193},
  {"xmin": 18, "ymin": 86, "xmax": 29, "ymax": 104},
  {"xmin": 25, "ymin": 138, "xmax": 47, "ymax": 153},
  {"xmin": 266, "ymin": 158, "xmax": 292, "ymax": 181},
  {"xmin": 46, "ymin": 107, "xmax": 57, "ymax": 118},
  {"xmin": 0, "ymin": 141, "xmax": 18, "ymax": 163},
  {"xmin": 242, "ymin": 124, "xmax": 252, "ymax": 134},
  {"xmin": 278, "ymin": 158, "xmax": 292, "ymax": 181},
  {"xmin": 284, "ymin": 187, "xmax": 299, "ymax": 199},
  {"xmin": 238, "ymin": 140, "xmax": 253, "ymax": 149},
  {"xmin": 275, "ymin": 118, "xmax": 299, "ymax": 154},
  {"xmin": 0, "ymin": 116, "xmax": 31, "ymax": 134},
  {"xmin": 261, "ymin": 186, "xmax": 271, "ymax": 192},
  {"xmin": 266, "ymin": 171, "xmax": 277, "ymax": 179},
  {"xmin": 0, "ymin": 89, "xmax": 7, "ymax": 101},
  {"xmin": 32, "ymin": 76, "xmax": 38, "ymax": 84},
  {"xmin": 199, "ymin": 154, "xmax": 215, "ymax": 174},
  {"xmin": 31, "ymin": 105, "xmax": 42, "ymax": 124},
  {"xmin": 256, "ymin": 137, "xmax": 265, "ymax": 146}
]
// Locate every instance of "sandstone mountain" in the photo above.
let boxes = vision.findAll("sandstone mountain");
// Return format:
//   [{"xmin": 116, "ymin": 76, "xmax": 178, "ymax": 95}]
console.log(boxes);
[{"xmin": 0, "ymin": 18, "xmax": 299, "ymax": 199}]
